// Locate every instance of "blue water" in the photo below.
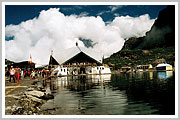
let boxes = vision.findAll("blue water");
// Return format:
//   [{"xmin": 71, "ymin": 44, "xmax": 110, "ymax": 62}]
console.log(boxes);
[{"xmin": 40, "ymin": 71, "xmax": 175, "ymax": 115}]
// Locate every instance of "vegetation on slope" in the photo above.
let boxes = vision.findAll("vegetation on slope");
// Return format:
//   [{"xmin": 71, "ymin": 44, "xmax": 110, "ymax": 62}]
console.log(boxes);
[{"xmin": 104, "ymin": 47, "xmax": 175, "ymax": 70}]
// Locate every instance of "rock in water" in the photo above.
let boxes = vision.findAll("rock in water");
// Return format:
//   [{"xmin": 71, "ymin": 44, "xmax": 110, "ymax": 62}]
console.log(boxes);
[{"xmin": 40, "ymin": 94, "xmax": 54, "ymax": 100}]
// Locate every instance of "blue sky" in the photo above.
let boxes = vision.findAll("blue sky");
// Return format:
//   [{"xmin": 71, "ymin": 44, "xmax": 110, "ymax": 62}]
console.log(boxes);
[{"xmin": 5, "ymin": 5, "xmax": 167, "ymax": 26}]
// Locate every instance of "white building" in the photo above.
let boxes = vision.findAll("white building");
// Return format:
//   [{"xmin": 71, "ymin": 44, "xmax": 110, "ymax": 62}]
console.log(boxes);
[
  {"xmin": 50, "ymin": 46, "xmax": 111, "ymax": 76},
  {"xmin": 156, "ymin": 62, "xmax": 173, "ymax": 71}
]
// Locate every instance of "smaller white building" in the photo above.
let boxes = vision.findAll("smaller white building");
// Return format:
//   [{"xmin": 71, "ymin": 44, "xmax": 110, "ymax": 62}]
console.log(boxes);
[
  {"xmin": 156, "ymin": 62, "xmax": 173, "ymax": 71},
  {"xmin": 51, "ymin": 66, "xmax": 68, "ymax": 76},
  {"xmin": 86, "ymin": 66, "xmax": 111, "ymax": 74}
]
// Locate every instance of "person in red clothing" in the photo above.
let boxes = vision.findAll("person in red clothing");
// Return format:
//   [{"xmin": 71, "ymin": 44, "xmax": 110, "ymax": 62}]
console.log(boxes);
[{"xmin": 15, "ymin": 67, "xmax": 20, "ymax": 83}]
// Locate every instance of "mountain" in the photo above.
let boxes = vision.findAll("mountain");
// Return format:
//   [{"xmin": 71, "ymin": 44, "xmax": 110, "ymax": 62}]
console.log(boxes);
[
  {"xmin": 104, "ymin": 6, "xmax": 175, "ymax": 69},
  {"xmin": 122, "ymin": 5, "xmax": 175, "ymax": 50}
]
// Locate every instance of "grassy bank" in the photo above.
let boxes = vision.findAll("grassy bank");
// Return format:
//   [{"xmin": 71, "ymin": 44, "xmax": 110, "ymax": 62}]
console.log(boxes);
[{"xmin": 104, "ymin": 47, "xmax": 175, "ymax": 70}]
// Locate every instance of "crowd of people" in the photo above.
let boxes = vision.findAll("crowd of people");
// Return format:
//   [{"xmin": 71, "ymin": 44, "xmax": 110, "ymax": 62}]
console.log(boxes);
[
  {"xmin": 7, "ymin": 66, "xmax": 23, "ymax": 83},
  {"xmin": 6, "ymin": 66, "xmax": 53, "ymax": 83}
]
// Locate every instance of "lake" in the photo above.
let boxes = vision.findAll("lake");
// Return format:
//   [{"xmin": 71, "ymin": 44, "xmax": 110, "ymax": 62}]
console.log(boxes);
[{"xmin": 40, "ymin": 71, "xmax": 175, "ymax": 115}]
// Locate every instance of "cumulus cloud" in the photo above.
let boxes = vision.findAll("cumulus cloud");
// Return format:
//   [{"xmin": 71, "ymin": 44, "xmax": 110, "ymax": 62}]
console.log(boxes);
[
  {"xmin": 110, "ymin": 14, "xmax": 155, "ymax": 39},
  {"xmin": 5, "ymin": 8, "xmax": 155, "ymax": 65}
]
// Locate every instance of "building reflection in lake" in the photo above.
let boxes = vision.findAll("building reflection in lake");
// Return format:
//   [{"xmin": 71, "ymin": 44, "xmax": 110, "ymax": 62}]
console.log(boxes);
[
  {"xmin": 55, "ymin": 75, "xmax": 111, "ymax": 91},
  {"xmin": 45, "ymin": 71, "xmax": 174, "ymax": 92},
  {"xmin": 149, "ymin": 72, "xmax": 153, "ymax": 80},
  {"xmin": 157, "ymin": 71, "xmax": 173, "ymax": 80}
]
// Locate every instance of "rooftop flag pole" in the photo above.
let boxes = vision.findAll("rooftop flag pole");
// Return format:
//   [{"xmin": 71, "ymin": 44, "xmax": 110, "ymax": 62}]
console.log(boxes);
[
  {"xmin": 102, "ymin": 55, "xmax": 104, "ymax": 64},
  {"xmin": 30, "ymin": 54, "xmax": 32, "ymax": 63},
  {"xmin": 51, "ymin": 50, "xmax": 53, "ymax": 56},
  {"xmin": 76, "ymin": 39, "xmax": 82, "ymax": 52},
  {"xmin": 76, "ymin": 41, "xmax": 78, "ymax": 46},
  {"xmin": 51, "ymin": 50, "xmax": 53, "ymax": 67}
]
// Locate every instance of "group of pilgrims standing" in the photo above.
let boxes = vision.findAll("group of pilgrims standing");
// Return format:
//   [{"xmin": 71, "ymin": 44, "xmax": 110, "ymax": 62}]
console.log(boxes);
[
  {"xmin": 9, "ymin": 66, "xmax": 23, "ymax": 83},
  {"xmin": 7, "ymin": 66, "xmax": 53, "ymax": 83}
]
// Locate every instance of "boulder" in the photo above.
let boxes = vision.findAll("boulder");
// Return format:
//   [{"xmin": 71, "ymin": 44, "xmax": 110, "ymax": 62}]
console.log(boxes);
[
  {"xmin": 25, "ymin": 90, "xmax": 44, "ymax": 98},
  {"xmin": 27, "ymin": 87, "xmax": 34, "ymax": 91},
  {"xmin": 40, "ymin": 94, "xmax": 54, "ymax": 100},
  {"xmin": 26, "ymin": 95, "xmax": 42, "ymax": 103}
]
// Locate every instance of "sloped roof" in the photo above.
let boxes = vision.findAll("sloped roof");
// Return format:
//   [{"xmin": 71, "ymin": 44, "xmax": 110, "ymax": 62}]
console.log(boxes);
[
  {"xmin": 49, "ymin": 56, "xmax": 59, "ymax": 65},
  {"xmin": 156, "ymin": 63, "xmax": 172, "ymax": 67},
  {"xmin": 52, "ymin": 46, "xmax": 103, "ymax": 65},
  {"xmin": 35, "ymin": 64, "xmax": 48, "ymax": 69}
]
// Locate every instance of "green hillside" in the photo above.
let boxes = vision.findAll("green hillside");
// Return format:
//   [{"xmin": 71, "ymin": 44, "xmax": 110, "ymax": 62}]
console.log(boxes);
[{"xmin": 104, "ymin": 47, "xmax": 175, "ymax": 70}]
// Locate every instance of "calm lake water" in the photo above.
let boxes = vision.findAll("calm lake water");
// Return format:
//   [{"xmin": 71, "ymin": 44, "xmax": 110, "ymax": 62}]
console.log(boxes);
[{"xmin": 40, "ymin": 71, "xmax": 175, "ymax": 115}]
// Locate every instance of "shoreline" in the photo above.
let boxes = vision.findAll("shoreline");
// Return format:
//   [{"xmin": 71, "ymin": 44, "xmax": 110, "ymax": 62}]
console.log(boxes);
[
  {"xmin": 5, "ymin": 77, "xmax": 53, "ymax": 115},
  {"xmin": 111, "ymin": 69, "xmax": 175, "ymax": 74}
]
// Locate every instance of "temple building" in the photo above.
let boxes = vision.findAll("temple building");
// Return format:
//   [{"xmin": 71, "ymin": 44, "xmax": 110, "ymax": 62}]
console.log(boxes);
[{"xmin": 49, "ymin": 46, "xmax": 111, "ymax": 76}]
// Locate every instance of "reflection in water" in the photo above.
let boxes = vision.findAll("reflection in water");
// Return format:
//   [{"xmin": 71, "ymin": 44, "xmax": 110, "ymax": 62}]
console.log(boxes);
[
  {"xmin": 44, "ymin": 84, "xmax": 51, "ymax": 94},
  {"xmin": 55, "ymin": 75, "xmax": 112, "ymax": 91},
  {"xmin": 149, "ymin": 72, "xmax": 153, "ymax": 80},
  {"xmin": 40, "ymin": 72, "xmax": 175, "ymax": 115},
  {"xmin": 157, "ymin": 71, "xmax": 173, "ymax": 80}
]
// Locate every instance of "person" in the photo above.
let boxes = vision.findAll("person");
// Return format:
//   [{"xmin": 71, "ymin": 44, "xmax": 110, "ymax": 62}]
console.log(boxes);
[
  {"xmin": 15, "ymin": 67, "xmax": 20, "ymax": 83},
  {"xmin": 9, "ymin": 66, "xmax": 16, "ymax": 82},
  {"xmin": 5, "ymin": 69, "xmax": 10, "ymax": 80},
  {"xmin": 31, "ymin": 71, "xmax": 35, "ymax": 79},
  {"xmin": 21, "ymin": 69, "xmax": 24, "ymax": 80},
  {"xmin": 6, "ymin": 69, "xmax": 10, "ymax": 77},
  {"xmin": 37, "ymin": 70, "xmax": 41, "ymax": 78},
  {"xmin": 42, "ymin": 69, "xmax": 46, "ymax": 78},
  {"xmin": 47, "ymin": 70, "xmax": 52, "ymax": 80}
]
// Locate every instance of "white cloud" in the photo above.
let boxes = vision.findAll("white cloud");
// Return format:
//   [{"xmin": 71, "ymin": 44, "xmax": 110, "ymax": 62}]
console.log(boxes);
[
  {"xmin": 79, "ymin": 12, "xmax": 89, "ymax": 17},
  {"xmin": 110, "ymin": 14, "xmax": 155, "ymax": 39},
  {"xmin": 96, "ymin": 11, "xmax": 105, "ymax": 16},
  {"xmin": 5, "ymin": 8, "xmax": 155, "ymax": 65},
  {"xmin": 114, "ymin": 13, "xmax": 120, "ymax": 17},
  {"xmin": 108, "ymin": 5, "xmax": 125, "ymax": 12}
]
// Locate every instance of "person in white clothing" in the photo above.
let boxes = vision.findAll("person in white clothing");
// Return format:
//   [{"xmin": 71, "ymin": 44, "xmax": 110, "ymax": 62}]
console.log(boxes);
[{"xmin": 9, "ymin": 66, "xmax": 16, "ymax": 82}]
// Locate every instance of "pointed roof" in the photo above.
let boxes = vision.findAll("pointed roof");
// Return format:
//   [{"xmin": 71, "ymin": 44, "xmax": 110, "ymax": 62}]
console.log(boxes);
[
  {"xmin": 49, "ymin": 55, "xmax": 59, "ymax": 65},
  {"xmin": 52, "ymin": 46, "xmax": 103, "ymax": 65}
]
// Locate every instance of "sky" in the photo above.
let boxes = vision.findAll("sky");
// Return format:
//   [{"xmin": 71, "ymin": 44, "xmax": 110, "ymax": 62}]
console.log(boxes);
[{"xmin": 5, "ymin": 5, "xmax": 167, "ymax": 65}]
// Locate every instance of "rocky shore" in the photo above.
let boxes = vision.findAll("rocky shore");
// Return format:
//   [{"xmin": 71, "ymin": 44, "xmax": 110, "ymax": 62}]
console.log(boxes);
[{"xmin": 5, "ymin": 77, "xmax": 54, "ymax": 115}]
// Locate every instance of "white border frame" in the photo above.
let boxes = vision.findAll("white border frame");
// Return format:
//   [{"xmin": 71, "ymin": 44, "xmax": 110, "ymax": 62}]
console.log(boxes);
[{"xmin": 2, "ymin": 2, "xmax": 178, "ymax": 118}]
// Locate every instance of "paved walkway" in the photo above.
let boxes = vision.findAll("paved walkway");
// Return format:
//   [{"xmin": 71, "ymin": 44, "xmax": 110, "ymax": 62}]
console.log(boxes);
[{"xmin": 5, "ymin": 77, "xmax": 39, "ymax": 95}]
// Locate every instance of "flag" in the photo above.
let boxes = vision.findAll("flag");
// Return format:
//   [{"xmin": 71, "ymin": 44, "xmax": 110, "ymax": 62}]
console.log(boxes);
[{"xmin": 30, "ymin": 54, "xmax": 32, "ymax": 60}]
